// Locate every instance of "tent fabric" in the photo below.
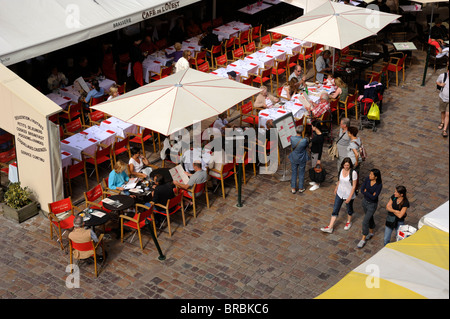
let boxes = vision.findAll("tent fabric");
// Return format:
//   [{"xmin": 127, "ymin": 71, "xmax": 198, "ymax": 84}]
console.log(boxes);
[
  {"xmin": 418, "ymin": 201, "xmax": 449, "ymax": 233},
  {"xmin": 0, "ymin": 0, "xmax": 199, "ymax": 66},
  {"xmin": 316, "ymin": 225, "xmax": 449, "ymax": 299}
]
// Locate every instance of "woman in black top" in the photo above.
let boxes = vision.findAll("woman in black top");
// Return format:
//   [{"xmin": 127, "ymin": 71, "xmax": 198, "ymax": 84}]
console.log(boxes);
[
  {"xmin": 384, "ymin": 185, "xmax": 410, "ymax": 246},
  {"xmin": 309, "ymin": 120, "xmax": 325, "ymax": 191},
  {"xmin": 357, "ymin": 169, "xmax": 383, "ymax": 248}
]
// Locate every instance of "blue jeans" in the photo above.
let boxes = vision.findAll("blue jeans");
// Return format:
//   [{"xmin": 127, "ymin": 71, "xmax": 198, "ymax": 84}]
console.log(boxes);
[
  {"xmin": 331, "ymin": 194, "xmax": 354, "ymax": 217},
  {"xmin": 384, "ymin": 220, "xmax": 404, "ymax": 246},
  {"xmin": 291, "ymin": 162, "xmax": 306, "ymax": 189}
]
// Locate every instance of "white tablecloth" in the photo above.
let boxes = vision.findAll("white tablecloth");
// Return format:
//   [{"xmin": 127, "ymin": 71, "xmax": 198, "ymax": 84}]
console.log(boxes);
[
  {"xmin": 258, "ymin": 104, "xmax": 308, "ymax": 128},
  {"xmin": 81, "ymin": 125, "xmax": 117, "ymax": 147},
  {"xmin": 272, "ymin": 39, "xmax": 302, "ymax": 56},
  {"xmin": 238, "ymin": 2, "xmax": 272, "ymax": 15},
  {"xmin": 59, "ymin": 78, "xmax": 116, "ymax": 102},
  {"xmin": 257, "ymin": 47, "xmax": 286, "ymax": 61},
  {"xmin": 227, "ymin": 59, "xmax": 259, "ymax": 78},
  {"xmin": 99, "ymin": 117, "xmax": 137, "ymax": 139},
  {"xmin": 8, "ymin": 162, "xmax": 18, "ymax": 183},
  {"xmin": 244, "ymin": 53, "xmax": 275, "ymax": 69},
  {"xmin": 142, "ymin": 52, "xmax": 173, "ymax": 83},
  {"xmin": 61, "ymin": 151, "xmax": 73, "ymax": 169},
  {"xmin": 210, "ymin": 68, "xmax": 242, "ymax": 82},
  {"xmin": 46, "ymin": 93, "xmax": 71, "ymax": 109},
  {"xmin": 60, "ymin": 134, "xmax": 98, "ymax": 161},
  {"xmin": 212, "ymin": 21, "xmax": 251, "ymax": 40}
]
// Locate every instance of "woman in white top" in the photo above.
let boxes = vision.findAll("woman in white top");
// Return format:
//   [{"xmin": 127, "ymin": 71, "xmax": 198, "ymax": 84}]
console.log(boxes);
[
  {"xmin": 175, "ymin": 50, "xmax": 191, "ymax": 73},
  {"xmin": 128, "ymin": 147, "xmax": 153, "ymax": 179},
  {"xmin": 320, "ymin": 157, "xmax": 358, "ymax": 234},
  {"xmin": 279, "ymin": 78, "xmax": 298, "ymax": 102},
  {"xmin": 107, "ymin": 85, "xmax": 119, "ymax": 101}
]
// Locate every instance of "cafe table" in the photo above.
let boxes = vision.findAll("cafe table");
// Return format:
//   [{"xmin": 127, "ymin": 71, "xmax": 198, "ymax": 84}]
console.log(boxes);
[
  {"xmin": 99, "ymin": 117, "xmax": 137, "ymax": 139},
  {"xmin": 227, "ymin": 59, "xmax": 259, "ymax": 78},
  {"xmin": 142, "ymin": 51, "xmax": 173, "ymax": 84},
  {"xmin": 258, "ymin": 104, "xmax": 308, "ymax": 129},
  {"xmin": 102, "ymin": 195, "xmax": 135, "ymax": 213},
  {"xmin": 59, "ymin": 78, "xmax": 116, "ymax": 102},
  {"xmin": 79, "ymin": 209, "xmax": 111, "ymax": 229},
  {"xmin": 257, "ymin": 47, "xmax": 286, "ymax": 61},
  {"xmin": 244, "ymin": 53, "xmax": 275, "ymax": 69},
  {"xmin": 61, "ymin": 151, "xmax": 73, "ymax": 169},
  {"xmin": 273, "ymin": 38, "xmax": 304, "ymax": 55},
  {"xmin": 60, "ymin": 134, "xmax": 99, "ymax": 161},
  {"xmin": 81, "ymin": 125, "xmax": 117, "ymax": 147},
  {"xmin": 212, "ymin": 21, "xmax": 252, "ymax": 40},
  {"xmin": 46, "ymin": 92, "xmax": 72, "ymax": 110},
  {"xmin": 210, "ymin": 68, "xmax": 242, "ymax": 82},
  {"xmin": 238, "ymin": 2, "xmax": 272, "ymax": 15}
]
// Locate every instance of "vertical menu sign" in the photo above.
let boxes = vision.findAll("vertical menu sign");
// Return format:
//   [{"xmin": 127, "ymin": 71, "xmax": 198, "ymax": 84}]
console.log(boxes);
[{"xmin": 14, "ymin": 115, "xmax": 47, "ymax": 163}]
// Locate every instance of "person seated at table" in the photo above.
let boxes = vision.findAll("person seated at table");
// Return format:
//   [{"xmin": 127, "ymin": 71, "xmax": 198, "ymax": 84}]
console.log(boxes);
[
  {"xmin": 306, "ymin": 92, "xmax": 331, "ymax": 119},
  {"xmin": 280, "ymin": 78, "xmax": 298, "ymax": 102},
  {"xmin": 198, "ymin": 26, "xmax": 220, "ymax": 51},
  {"xmin": 213, "ymin": 112, "xmax": 235, "ymax": 134},
  {"xmin": 165, "ymin": 42, "xmax": 184, "ymax": 65},
  {"xmin": 325, "ymin": 74, "xmax": 336, "ymax": 86},
  {"xmin": 107, "ymin": 84, "xmax": 119, "ymax": 101},
  {"xmin": 315, "ymin": 50, "xmax": 332, "ymax": 83},
  {"xmin": 47, "ymin": 66, "xmax": 68, "ymax": 93},
  {"xmin": 254, "ymin": 85, "xmax": 280, "ymax": 109},
  {"xmin": 151, "ymin": 173, "xmax": 175, "ymax": 228},
  {"xmin": 129, "ymin": 147, "xmax": 154, "ymax": 179},
  {"xmin": 108, "ymin": 160, "xmax": 130, "ymax": 194},
  {"xmin": 227, "ymin": 71, "xmax": 237, "ymax": 81},
  {"xmin": 429, "ymin": 38, "xmax": 449, "ymax": 58},
  {"xmin": 430, "ymin": 19, "xmax": 448, "ymax": 44},
  {"xmin": 83, "ymin": 79, "xmax": 105, "ymax": 105},
  {"xmin": 69, "ymin": 215, "xmax": 105, "ymax": 262},
  {"xmin": 187, "ymin": 18, "xmax": 202, "ymax": 38},
  {"xmin": 288, "ymin": 65, "xmax": 307, "ymax": 89},
  {"xmin": 329, "ymin": 77, "xmax": 348, "ymax": 103},
  {"xmin": 175, "ymin": 50, "xmax": 192, "ymax": 73},
  {"xmin": 140, "ymin": 35, "xmax": 158, "ymax": 55},
  {"xmin": 173, "ymin": 162, "xmax": 208, "ymax": 204}
]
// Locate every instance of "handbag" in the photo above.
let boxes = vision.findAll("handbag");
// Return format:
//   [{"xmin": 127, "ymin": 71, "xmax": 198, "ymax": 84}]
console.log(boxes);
[
  {"xmin": 385, "ymin": 213, "xmax": 397, "ymax": 228},
  {"xmin": 354, "ymin": 141, "xmax": 367, "ymax": 161},
  {"xmin": 328, "ymin": 132, "xmax": 345, "ymax": 160},
  {"xmin": 309, "ymin": 164, "xmax": 326, "ymax": 183},
  {"xmin": 367, "ymin": 102, "xmax": 380, "ymax": 121}
]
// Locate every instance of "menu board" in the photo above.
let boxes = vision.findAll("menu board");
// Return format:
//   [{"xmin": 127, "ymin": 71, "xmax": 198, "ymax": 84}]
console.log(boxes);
[
  {"xmin": 169, "ymin": 164, "xmax": 190, "ymax": 185},
  {"xmin": 273, "ymin": 112, "xmax": 297, "ymax": 149}
]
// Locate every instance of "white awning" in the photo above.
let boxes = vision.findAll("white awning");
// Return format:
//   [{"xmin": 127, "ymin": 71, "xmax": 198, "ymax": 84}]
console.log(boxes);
[{"xmin": 0, "ymin": 0, "xmax": 199, "ymax": 66}]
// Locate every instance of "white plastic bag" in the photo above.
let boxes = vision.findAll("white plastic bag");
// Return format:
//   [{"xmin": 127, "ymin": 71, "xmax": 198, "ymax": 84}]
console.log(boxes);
[{"xmin": 396, "ymin": 225, "xmax": 417, "ymax": 241}]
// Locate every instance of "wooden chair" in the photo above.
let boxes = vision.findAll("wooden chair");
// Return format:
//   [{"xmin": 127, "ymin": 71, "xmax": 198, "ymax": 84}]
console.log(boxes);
[
  {"xmin": 153, "ymin": 191, "xmax": 185, "ymax": 237},
  {"xmin": 83, "ymin": 184, "xmax": 111, "ymax": 213},
  {"xmin": 387, "ymin": 52, "xmax": 406, "ymax": 87},
  {"xmin": 181, "ymin": 183, "xmax": 209, "ymax": 218},
  {"xmin": 102, "ymin": 177, "xmax": 120, "ymax": 195},
  {"xmin": 240, "ymin": 100, "xmax": 261, "ymax": 128},
  {"xmin": 250, "ymin": 25, "xmax": 262, "ymax": 44},
  {"xmin": 197, "ymin": 61, "xmax": 211, "ymax": 73},
  {"xmin": 215, "ymin": 54, "xmax": 228, "ymax": 69},
  {"xmin": 155, "ymin": 38, "xmax": 168, "ymax": 50},
  {"xmin": 223, "ymin": 36, "xmax": 236, "ymax": 56},
  {"xmin": 286, "ymin": 53, "xmax": 299, "ymax": 78},
  {"xmin": 90, "ymin": 95, "xmax": 107, "ymax": 107},
  {"xmin": 244, "ymin": 41, "xmax": 256, "ymax": 56},
  {"xmin": 150, "ymin": 65, "xmax": 173, "ymax": 81},
  {"xmin": 251, "ymin": 67, "xmax": 274, "ymax": 93},
  {"xmin": 120, "ymin": 203, "xmax": 156, "ymax": 250},
  {"xmin": 271, "ymin": 32, "xmax": 283, "ymax": 42},
  {"xmin": 69, "ymin": 234, "xmax": 105, "ymax": 277},
  {"xmin": 59, "ymin": 102, "xmax": 83, "ymax": 124},
  {"xmin": 339, "ymin": 47, "xmax": 362, "ymax": 64},
  {"xmin": 192, "ymin": 50, "xmax": 207, "ymax": 69},
  {"xmin": 112, "ymin": 136, "xmax": 131, "ymax": 165},
  {"xmin": 117, "ymin": 82, "xmax": 126, "ymax": 94},
  {"xmin": 82, "ymin": 144, "xmax": 114, "ymax": 184},
  {"xmin": 201, "ymin": 21, "xmax": 212, "ymax": 32},
  {"xmin": 64, "ymin": 158, "xmax": 89, "ymax": 196},
  {"xmin": 48, "ymin": 197, "xmax": 79, "ymax": 250},
  {"xmin": 234, "ymin": 29, "xmax": 250, "ymax": 48},
  {"xmin": 206, "ymin": 44, "xmax": 223, "ymax": 68},
  {"xmin": 231, "ymin": 47, "xmax": 245, "ymax": 60},
  {"xmin": 298, "ymin": 46, "xmax": 314, "ymax": 73},
  {"xmin": 272, "ymin": 58, "xmax": 287, "ymax": 89},
  {"xmin": 258, "ymin": 34, "xmax": 271, "ymax": 49},
  {"xmin": 365, "ymin": 62, "xmax": 388, "ymax": 86},
  {"xmin": 64, "ymin": 118, "xmax": 89, "ymax": 136},
  {"xmin": 329, "ymin": 98, "xmax": 340, "ymax": 125},
  {"xmin": 339, "ymin": 90, "xmax": 358, "ymax": 120},
  {"xmin": 208, "ymin": 162, "xmax": 238, "ymax": 199},
  {"xmin": 87, "ymin": 110, "xmax": 107, "ymax": 126},
  {"xmin": 428, "ymin": 43, "xmax": 449, "ymax": 72},
  {"xmin": 236, "ymin": 150, "xmax": 256, "ymax": 185},
  {"xmin": 126, "ymin": 127, "xmax": 157, "ymax": 157}
]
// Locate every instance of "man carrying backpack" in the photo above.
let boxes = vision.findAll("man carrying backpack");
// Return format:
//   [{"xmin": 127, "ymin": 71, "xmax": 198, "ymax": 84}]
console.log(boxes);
[{"xmin": 436, "ymin": 64, "xmax": 449, "ymax": 137}]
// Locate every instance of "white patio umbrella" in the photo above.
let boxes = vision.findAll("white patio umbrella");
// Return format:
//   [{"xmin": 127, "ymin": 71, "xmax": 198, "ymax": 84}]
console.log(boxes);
[
  {"xmin": 281, "ymin": 0, "xmax": 329, "ymax": 13},
  {"xmin": 92, "ymin": 68, "xmax": 261, "ymax": 136},
  {"xmin": 269, "ymin": 1, "xmax": 401, "ymax": 50}
]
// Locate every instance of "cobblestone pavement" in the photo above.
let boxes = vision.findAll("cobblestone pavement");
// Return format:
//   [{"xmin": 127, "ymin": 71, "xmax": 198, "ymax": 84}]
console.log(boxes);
[{"xmin": 0, "ymin": 49, "xmax": 448, "ymax": 302}]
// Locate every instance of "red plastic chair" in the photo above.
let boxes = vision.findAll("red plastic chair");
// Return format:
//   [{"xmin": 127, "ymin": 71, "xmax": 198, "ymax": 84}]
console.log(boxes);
[
  {"xmin": 120, "ymin": 203, "xmax": 156, "ymax": 249},
  {"xmin": 154, "ymin": 192, "xmax": 186, "ymax": 237},
  {"xmin": 69, "ymin": 235, "xmax": 105, "ymax": 277},
  {"xmin": 48, "ymin": 197, "xmax": 79, "ymax": 250}
]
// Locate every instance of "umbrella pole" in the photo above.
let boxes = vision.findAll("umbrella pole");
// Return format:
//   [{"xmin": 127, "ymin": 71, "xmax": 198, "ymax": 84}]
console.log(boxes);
[
  {"xmin": 421, "ymin": 5, "xmax": 434, "ymax": 87},
  {"xmin": 236, "ymin": 163, "xmax": 243, "ymax": 207},
  {"xmin": 146, "ymin": 222, "xmax": 166, "ymax": 261},
  {"xmin": 332, "ymin": 47, "xmax": 335, "ymax": 75}
]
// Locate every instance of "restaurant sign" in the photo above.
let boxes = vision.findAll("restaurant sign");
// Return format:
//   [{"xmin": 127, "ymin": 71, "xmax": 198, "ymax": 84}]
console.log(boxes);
[
  {"xmin": 142, "ymin": 1, "xmax": 180, "ymax": 20},
  {"xmin": 14, "ymin": 115, "xmax": 47, "ymax": 163}
]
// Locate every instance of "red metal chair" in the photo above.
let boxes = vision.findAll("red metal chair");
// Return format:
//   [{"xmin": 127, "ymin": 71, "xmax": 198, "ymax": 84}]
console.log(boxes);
[
  {"xmin": 69, "ymin": 234, "xmax": 105, "ymax": 277},
  {"xmin": 112, "ymin": 136, "xmax": 131, "ymax": 165},
  {"xmin": 181, "ymin": 183, "xmax": 209, "ymax": 218},
  {"xmin": 120, "ymin": 203, "xmax": 156, "ymax": 249},
  {"xmin": 252, "ymin": 67, "xmax": 273, "ymax": 93},
  {"xmin": 48, "ymin": 197, "xmax": 79, "ymax": 250},
  {"xmin": 153, "ymin": 191, "xmax": 185, "ymax": 237},
  {"xmin": 64, "ymin": 158, "xmax": 89, "ymax": 196},
  {"xmin": 83, "ymin": 144, "xmax": 114, "ymax": 184}
]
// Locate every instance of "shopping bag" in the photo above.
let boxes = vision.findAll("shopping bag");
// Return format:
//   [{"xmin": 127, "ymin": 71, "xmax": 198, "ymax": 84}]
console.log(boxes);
[
  {"xmin": 367, "ymin": 102, "xmax": 380, "ymax": 121},
  {"xmin": 396, "ymin": 225, "xmax": 417, "ymax": 241},
  {"xmin": 327, "ymin": 142, "xmax": 338, "ymax": 160}
]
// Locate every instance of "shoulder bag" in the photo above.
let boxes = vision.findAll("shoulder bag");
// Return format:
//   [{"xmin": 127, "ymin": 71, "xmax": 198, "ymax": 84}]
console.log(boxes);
[{"xmin": 328, "ymin": 132, "xmax": 345, "ymax": 160}]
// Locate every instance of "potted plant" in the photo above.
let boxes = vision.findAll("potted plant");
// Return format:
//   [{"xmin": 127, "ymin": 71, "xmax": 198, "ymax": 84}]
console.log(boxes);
[{"xmin": 1, "ymin": 183, "xmax": 39, "ymax": 223}]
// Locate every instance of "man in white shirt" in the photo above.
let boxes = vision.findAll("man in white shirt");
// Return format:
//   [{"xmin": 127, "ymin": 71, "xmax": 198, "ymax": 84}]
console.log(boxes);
[
  {"xmin": 315, "ymin": 50, "xmax": 332, "ymax": 83},
  {"xmin": 437, "ymin": 66, "xmax": 449, "ymax": 137}
]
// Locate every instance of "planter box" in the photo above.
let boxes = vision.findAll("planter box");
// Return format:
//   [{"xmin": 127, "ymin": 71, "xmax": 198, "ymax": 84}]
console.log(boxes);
[{"xmin": 2, "ymin": 201, "xmax": 39, "ymax": 223}]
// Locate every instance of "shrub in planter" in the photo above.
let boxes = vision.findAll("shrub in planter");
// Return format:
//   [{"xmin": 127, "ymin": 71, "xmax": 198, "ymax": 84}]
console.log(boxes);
[{"xmin": 2, "ymin": 183, "xmax": 39, "ymax": 223}]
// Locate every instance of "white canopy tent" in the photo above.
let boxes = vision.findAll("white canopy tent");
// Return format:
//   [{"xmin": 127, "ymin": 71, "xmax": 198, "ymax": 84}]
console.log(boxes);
[{"xmin": 0, "ymin": 0, "xmax": 199, "ymax": 66}]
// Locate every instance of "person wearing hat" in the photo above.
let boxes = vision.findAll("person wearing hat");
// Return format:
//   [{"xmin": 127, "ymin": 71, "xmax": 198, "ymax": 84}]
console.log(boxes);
[
  {"xmin": 68, "ymin": 215, "xmax": 105, "ymax": 261},
  {"xmin": 227, "ymin": 71, "xmax": 237, "ymax": 80}
]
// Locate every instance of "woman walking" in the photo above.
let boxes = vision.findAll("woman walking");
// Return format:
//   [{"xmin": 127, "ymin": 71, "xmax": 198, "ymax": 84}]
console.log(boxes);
[
  {"xmin": 357, "ymin": 169, "xmax": 383, "ymax": 248},
  {"xmin": 320, "ymin": 157, "xmax": 358, "ymax": 233},
  {"xmin": 384, "ymin": 185, "xmax": 410, "ymax": 246}
]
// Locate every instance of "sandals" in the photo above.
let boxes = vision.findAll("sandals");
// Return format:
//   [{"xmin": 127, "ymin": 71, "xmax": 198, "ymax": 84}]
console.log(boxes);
[
  {"xmin": 438, "ymin": 123, "xmax": 444, "ymax": 130},
  {"xmin": 443, "ymin": 130, "xmax": 448, "ymax": 138}
]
